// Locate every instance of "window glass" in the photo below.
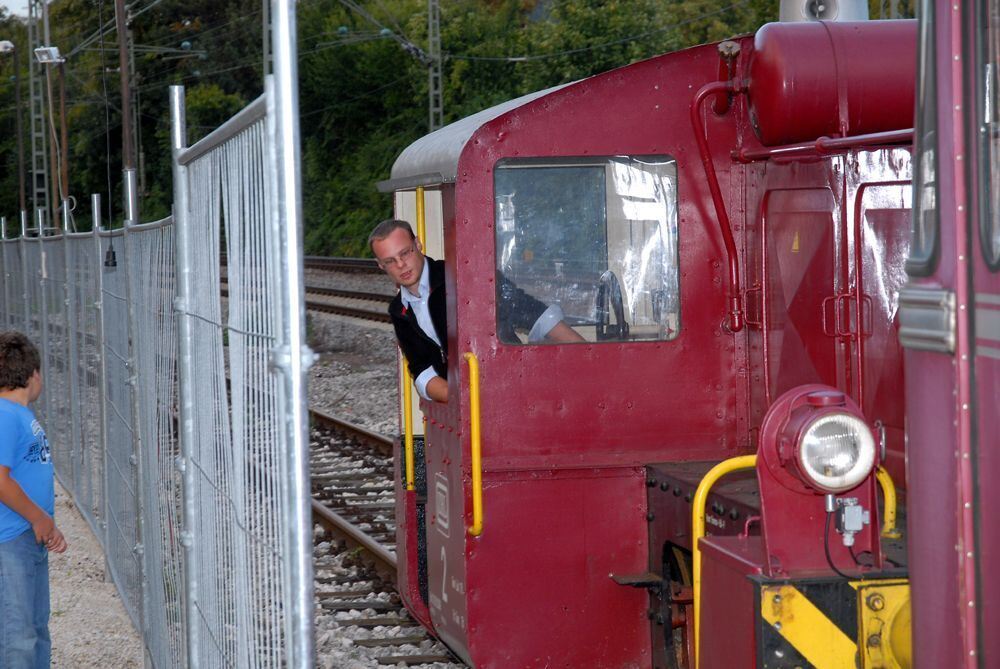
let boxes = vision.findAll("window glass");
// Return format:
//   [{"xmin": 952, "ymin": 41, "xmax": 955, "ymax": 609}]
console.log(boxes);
[
  {"xmin": 979, "ymin": 0, "xmax": 1000, "ymax": 267},
  {"xmin": 908, "ymin": 0, "xmax": 939, "ymax": 274},
  {"xmin": 494, "ymin": 156, "xmax": 679, "ymax": 344}
]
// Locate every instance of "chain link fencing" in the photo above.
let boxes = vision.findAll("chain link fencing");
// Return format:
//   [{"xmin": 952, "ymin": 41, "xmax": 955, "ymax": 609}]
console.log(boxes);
[{"xmin": 0, "ymin": 68, "xmax": 314, "ymax": 668}]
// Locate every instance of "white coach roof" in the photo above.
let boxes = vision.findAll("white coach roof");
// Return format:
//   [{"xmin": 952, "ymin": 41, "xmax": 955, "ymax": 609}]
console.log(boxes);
[{"xmin": 377, "ymin": 82, "xmax": 572, "ymax": 192}]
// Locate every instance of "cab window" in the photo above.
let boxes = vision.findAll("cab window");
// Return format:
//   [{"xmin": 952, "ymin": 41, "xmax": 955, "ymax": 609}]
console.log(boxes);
[
  {"xmin": 978, "ymin": 0, "xmax": 1000, "ymax": 268},
  {"xmin": 908, "ymin": 0, "xmax": 939, "ymax": 274},
  {"xmin": 493, "ymin": 156, "xmax": 679, "ymax": 344}
]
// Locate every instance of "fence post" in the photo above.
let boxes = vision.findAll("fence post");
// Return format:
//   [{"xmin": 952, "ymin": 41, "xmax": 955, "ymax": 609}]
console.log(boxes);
[
  {"xmin": 19, "ymin": 215, "xmax": 28, "ymax": 336},
  {"xmin": 121, "ymin": 206, "xmax": 152, "ymax": 661},
  {"xmin": 170, "ymin": 84, "xmax": 200, "ymax": 668},
  {"xmin": 62, "ymin": 201, "xmax": 83, "ymax": 498},
  {"xmin": 92, "ymin": 194, "xmax": 113, "ymax": 584},
  {"xmin": 269, "ymin": 1, "xmax": 316, "ymax": 663},
  {"xmin": 1, "ymin": 217, "xmax": 8, "ymax": 330},
  {"xmin": 36, "ymin": 210, "xmax": 50, "ymax": 425}
]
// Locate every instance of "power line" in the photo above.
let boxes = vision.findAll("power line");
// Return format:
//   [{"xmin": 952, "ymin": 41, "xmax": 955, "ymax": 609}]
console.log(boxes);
[
  {"xmin": 66, "ymin": 0, "xmax": 165, "ymax": 59},
  {"xmin": 300, "ymin": 73, "xmax": 410, "ymax": 119},
  {"xmin": 337, "ymin": 0, "xmax": 429, "ymax": 64}
]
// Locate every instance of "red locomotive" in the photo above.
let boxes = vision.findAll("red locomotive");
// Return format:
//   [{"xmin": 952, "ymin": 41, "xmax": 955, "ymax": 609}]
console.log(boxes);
[
  {"xmin": 374, "ymin": 9, "xmax": 990, "ymax": 667},
  {"xmin": 903, "ymin": 0, "xmax": 1000, "ymax": 666}
]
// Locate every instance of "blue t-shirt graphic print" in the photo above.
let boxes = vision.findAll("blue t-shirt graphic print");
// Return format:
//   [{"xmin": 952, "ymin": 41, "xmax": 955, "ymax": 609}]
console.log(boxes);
[{"xmin": 0, "ymin": 398, "xmax": 54, "ymax": 543}]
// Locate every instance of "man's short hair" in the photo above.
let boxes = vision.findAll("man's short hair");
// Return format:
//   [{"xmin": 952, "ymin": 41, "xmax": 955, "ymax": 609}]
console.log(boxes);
[
  {"xmin": 368, "ymin": 219, "xmax": 415, "ymax": 254},
  {"xmin": 0, "ymin": 331, "xmax": 40, "ymax": 390}
]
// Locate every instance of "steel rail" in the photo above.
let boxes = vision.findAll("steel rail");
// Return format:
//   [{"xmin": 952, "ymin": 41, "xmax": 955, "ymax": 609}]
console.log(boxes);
[
  {"xmin": 222, "ymin": 254, "xmax": 379, "ymax": 272},
  {"xmin": 306, "ymin": 285, "xmax": 392, "ymax": 303},
  {"xmin": 311, "ymin": 407, "xmax": 394, "ymax": 454},
  {"xmin": 219, "ymin": 285, "xmax": 391, "ymax": 322},
  {"xmin": 303, "ymin": 299, "xmax": 391, "ymax": 323},
  {"xmin": 303, "ymin": 256, "xmax": 379, "ymax": 272},
  {"xmin": 309, "ymin": 408, "xmax": 396, "ymax": 576},
  {"xmin": 311, "ymin": 500, "xmax": 397, "ymax": 576}
]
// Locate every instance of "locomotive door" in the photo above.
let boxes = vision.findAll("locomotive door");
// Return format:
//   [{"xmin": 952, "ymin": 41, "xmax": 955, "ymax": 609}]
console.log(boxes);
[
  {"xmin": 849, "ymin": 179, "xmax": 911, "ymax": 485},
  {"xmin": 761, "ymin": 185, "xmax": 848, "ymax": 404}
]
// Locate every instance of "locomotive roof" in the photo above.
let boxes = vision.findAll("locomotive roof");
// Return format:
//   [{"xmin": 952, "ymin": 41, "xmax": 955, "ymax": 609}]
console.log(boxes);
[{"xmin": 377, "ymin": 82, "xmax": 572, "ymax": 192}]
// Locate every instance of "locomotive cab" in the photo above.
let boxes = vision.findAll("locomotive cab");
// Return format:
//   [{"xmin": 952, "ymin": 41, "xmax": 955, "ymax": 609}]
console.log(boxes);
[{"xmin": 379, "ymin": 18, "xmax": 916, "ymax": 669}]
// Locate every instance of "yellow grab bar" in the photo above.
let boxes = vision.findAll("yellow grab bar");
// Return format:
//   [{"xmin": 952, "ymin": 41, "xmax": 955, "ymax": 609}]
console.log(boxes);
[
  {"xmin": 402, "ymin": 363, "xmax": 415, "ymax": 491},
  {"xmin": 416, "ymin": 186, "xmax": 427, "ymax": 245},
  {"xmin": 692, "ymin": 454, "xmax": 757, "ymax": 669},
  {"xmin": 465, "ymin": 352, "xmax": 483, "ymax": 536},
  {"xmin": 875, "ymin": 465, "xmax": 902, "ymax": 539},
  {"xmin": 401, "ymin": 187, "xmax": 428, "ymax": 492}
]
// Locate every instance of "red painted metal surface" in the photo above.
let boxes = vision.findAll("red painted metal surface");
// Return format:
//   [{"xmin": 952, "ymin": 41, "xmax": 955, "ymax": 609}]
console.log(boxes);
[
  {"xmin": 906, "ymin": 1, "xmax": 1000, "ymax": 665},
  {"xmin": 748, "ymin": 21, "xmax": 917, "ymax": 146},
  {"xmin": 698, "ymin": 536, "xmax": 763, "ymax": 668},
  {"xmin": 465, "ymin": 469, "xmax": 650, "ymax": 668}
]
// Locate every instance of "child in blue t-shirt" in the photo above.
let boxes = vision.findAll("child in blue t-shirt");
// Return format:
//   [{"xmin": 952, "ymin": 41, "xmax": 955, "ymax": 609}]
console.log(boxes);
[{"xmin": 0, "ymin": 332, "xmax": 67, "ymax": 669}]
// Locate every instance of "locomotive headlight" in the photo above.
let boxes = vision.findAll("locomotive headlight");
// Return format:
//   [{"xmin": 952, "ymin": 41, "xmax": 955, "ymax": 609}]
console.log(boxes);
[{"xmin": 798, "ymin": 413, "xmax": 876, "ymax": 493}]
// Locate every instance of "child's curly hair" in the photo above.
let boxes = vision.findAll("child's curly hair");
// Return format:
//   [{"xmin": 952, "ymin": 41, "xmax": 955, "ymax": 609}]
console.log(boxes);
[{"xmin": 0, "ymin": 331, "xmax": 40, "ymax": 391}]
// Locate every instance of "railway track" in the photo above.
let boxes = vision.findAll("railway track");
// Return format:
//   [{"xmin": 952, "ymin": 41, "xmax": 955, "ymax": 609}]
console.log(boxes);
[
  {"xmin": 310, "ymin": 408, "xmax": 460, "ymax": 667},
  {"xmin": 220, "ymin": 282, "xmax": 392, "ymax": 323},
  {"xmin": 222, "ymin": 254, "xmax": 380, "ymax": 274},
  {"xmin": 304, "ymin": 294, "xmax": 391, "ymax": 323},
  {"xmin": 304, "ymin": 256, "xmax": 380, "ymax": 273}
]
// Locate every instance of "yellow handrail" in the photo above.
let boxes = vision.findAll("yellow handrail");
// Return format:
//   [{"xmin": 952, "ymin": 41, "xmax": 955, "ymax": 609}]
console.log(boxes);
[
  {"xmin": 401, "ymin": 187, "xmax": 429, "ymax": 492},
  {"xmin": 402, "ymin": 364, "xmax": 415, "ymax": 491},
  {"xmin": 875, "ymin": 465, "xmax": 902, "ymax": 539},
  {"xmin": 416, "ymin": 185, "xmax": 427, "ymax": 245},
  {"xmin": 465, "ymin": 352, "xmax": 483, "ymax": 536},
  {"xmin": 692, "ymin": 454, "xmax": 758, "ymax": 669}
]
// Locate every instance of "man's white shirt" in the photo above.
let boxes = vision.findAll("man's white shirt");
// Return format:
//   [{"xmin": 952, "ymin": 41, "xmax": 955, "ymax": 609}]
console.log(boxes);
[{"xmin": 399, "ymin": 260, "xmax": 441, "ymax": 400}]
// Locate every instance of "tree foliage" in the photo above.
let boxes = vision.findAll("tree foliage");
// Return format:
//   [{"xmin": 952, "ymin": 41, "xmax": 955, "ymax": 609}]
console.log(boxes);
[{"xmin": 0, "ymin": 0, "xmax": 913, "ymax": 252}]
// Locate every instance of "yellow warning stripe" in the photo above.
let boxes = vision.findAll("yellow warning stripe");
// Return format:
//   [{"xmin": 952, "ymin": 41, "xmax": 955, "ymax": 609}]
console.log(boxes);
[{"xmin": 761, "ymin": 584, "xmax": 858, "ymax": 669}]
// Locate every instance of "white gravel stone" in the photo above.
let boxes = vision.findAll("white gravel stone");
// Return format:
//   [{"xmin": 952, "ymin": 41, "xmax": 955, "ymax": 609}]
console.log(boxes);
[{"xmin": 49, "ymin": 483, "xmax": 143, "ymax": 667}]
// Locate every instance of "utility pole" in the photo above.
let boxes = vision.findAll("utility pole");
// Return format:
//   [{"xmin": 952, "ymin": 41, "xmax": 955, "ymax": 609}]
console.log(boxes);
[
  {"xmin": 115, "ymin": 0, "xmax": 138, "ymax": 224},
  {"xmin": 27, "ymin": 0, "xmax": 50, "ymax": 231},
  {"xmin": 58, "ymin": 60, "xmax": 68, "ymax": 207},
  {"xmin": 14, "ymin": 47, "xmax": 25, "ymax": 216},
  {"xmin": 427, "ymin": 0, "xmax": 442, "ymax": 131},
  {"xmin": 43, "ymin": 49, "xmax": 58, "ymax": 229},
  {"xmin": 262, "ymin": 0, "xmax": 272, "ymax": 77}
]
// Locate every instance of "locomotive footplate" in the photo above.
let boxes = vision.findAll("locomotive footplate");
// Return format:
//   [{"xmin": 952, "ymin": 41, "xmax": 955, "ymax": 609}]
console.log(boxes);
[
  {"xmin": 614, "ymin": 462, "xmax": 761, "ymax": 669},
  {"xmin": 645, "ymin": 461, "xmax": 761, "ymax": 554}
]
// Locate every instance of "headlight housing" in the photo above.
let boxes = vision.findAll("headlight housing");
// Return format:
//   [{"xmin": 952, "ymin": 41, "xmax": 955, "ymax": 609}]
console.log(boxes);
[{"xmin": 797, "ymin": 412, "xmax": 876, "ymax": 493}]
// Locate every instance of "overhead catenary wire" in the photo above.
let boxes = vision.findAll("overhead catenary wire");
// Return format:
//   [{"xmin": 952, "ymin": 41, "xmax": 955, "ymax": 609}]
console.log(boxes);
[{"xmin": 66, "ymin": 0, "xmax": 167, "ymax": 59}]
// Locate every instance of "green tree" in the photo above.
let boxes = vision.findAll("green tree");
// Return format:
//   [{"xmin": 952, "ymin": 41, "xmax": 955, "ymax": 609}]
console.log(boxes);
[{"xmin": 0, "ymin": 0, "xmax": 785, "ymax": 250}]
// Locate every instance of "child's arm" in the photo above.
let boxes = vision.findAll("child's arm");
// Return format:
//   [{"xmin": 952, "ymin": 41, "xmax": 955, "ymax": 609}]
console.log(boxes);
[{"xmin": 0, "ymin": 465, "xmax": 67, "ymax": 552}]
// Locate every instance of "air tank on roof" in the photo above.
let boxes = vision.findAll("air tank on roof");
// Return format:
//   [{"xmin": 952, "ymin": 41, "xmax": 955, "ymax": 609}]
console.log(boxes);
[
  {"xmin": 779, "ymin": 0, "xmax": 869, "ymax": 21},
  {"xmin": 746, "ymin": 20, "xmax": 916, "ymax": 146}
]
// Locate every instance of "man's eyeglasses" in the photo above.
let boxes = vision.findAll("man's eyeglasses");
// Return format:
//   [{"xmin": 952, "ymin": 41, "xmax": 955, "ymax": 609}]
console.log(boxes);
[{"xmin": 377, "ymin": 243, "xmax": 416, "ymax": 269}]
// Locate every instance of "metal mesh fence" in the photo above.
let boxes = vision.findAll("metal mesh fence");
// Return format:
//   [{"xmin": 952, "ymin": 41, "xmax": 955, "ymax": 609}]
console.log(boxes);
[
  {"xmin": 1, "ymin": 238, "xmax": 26, "ymax": 334},
  {"xmin": 127, "ymin": 221, "xmax": 186, "ymax": 668},
  {"xmin": 21, "ymin": 240, "xmax": 46, "ymax": 423},
  {"xmin": 100, "ymin": 229, "xmax": 144, "ymax": 629},
  {"xmin": 0, "ymin": 49, "xmax": 312, "ymax": 668},
  {"xmin": 180, "ymin": 105, "xmax": 290, "ymax": 669},
  {"xmin": 41, "ymin": 238, "xmax": 72, "ymax": 484},
  {"xmin": 65, "ymin": 234, "xmax": 105, "ymax": 530}
]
